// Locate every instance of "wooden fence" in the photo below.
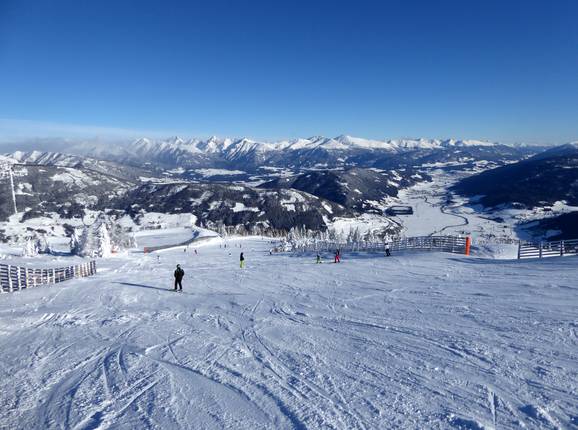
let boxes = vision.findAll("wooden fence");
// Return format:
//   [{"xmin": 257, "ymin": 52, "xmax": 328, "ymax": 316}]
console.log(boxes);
[
  {"xmin": 0, "ymin": 260, "xmax": 96, "ymax": 293},
  {"xmin": 291, "ymin": 236, "xmax": 470, "ymax": 255},
  {"xmin": 517, "ymin": 239, "xmax": 578, "ymax": 259}
]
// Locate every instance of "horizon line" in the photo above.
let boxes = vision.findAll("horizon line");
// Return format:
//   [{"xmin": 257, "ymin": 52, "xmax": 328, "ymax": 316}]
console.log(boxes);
[{"xmin": 0, "ymin": 117, "xmax": 569, "ymax": 147}]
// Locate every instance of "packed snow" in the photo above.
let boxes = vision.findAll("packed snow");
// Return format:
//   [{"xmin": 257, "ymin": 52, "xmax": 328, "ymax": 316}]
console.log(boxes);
[
  {"xmin": 231, "ymin": 202, "xmax": 260, "ymax": 213},
  {"xmin": 193, "ymin": 169, "xmax": 247, "ymax": 177},
  {"xmin": 1, "ymin": 236, "xmax": 577, "ymax": 429}
]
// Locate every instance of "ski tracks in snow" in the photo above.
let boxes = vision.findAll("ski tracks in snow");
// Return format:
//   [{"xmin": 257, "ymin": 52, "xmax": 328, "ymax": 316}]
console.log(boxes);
[{"xmin": 1, "ymin": 239, "xmax": 578, "ymax": 429}]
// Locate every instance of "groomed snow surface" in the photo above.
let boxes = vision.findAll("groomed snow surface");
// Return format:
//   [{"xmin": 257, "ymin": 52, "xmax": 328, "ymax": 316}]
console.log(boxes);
[{"xmin": 1, "ymin": 238, "xmax": 577, "ymax": 429}]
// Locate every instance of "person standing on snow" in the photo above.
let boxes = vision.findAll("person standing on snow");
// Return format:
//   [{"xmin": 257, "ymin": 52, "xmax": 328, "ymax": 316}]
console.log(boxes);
[
  {"xmin": 385, "ymin": 242, "xmax": 391, "ymax": 257},
  {"xmin": 174, "ymin": 264, "xmax": 185, "ymax": 291},
  {"xmin": 334, "ymin": 249, "xmax": 341, "ymax": 263},
  {"xmin": 316, "ymin": 253, "xmax": 321, "ymax": 264},
  {"xmin": 240, "ymin": 252, "xmax": 245, "ymax": 269}
]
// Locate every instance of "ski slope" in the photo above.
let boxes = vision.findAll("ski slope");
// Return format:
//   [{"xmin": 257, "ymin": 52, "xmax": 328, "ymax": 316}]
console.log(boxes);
[{"xmin": 1, "ymin": 239, "xmax": 577, "ymax": 429}]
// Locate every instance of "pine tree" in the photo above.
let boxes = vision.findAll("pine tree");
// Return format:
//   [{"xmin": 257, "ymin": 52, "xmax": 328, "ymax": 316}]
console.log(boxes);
[
  {"xmin": 23, "ymin": 237, "xmax": 38, "ymax": 257},
  {"xmin": 109, "ymin": 221, "xmax": 136, "ymax": 251},
  {"xmin": 73, "ymin": 214, "xmax": 113, "ymax": 258},
  {"xmin": 70, "ymin": 229, "xmax": 80, "ymax": 254},
  {"xmin": 95, "ymin": 222, "xmax": 113, "ymax": 258},
  {"xmin": 37, "ymin": 235, "xmax": 51, "ymax": 254}
]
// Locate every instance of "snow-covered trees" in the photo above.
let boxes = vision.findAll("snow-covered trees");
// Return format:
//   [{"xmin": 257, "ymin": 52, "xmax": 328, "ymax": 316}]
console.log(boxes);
[
  {"xmin": 23, "ymin": 237, "xmax": 39, "ymax": 257},
  {"xmin": 70, "ymin": 213, "xmax": 136, "ymax": 257},
  {"xmin": 22, "ymin": 233, "xmax": 51, "ymax": 257},
  {"xmin": 74, "ymin": 216, "xmax": 113, "ymax": 258},
  {"xmin": 109, "ymin": 221, "xmax": 137, "ymax": 251},
  {"xmin": 73, "ymin": 213, "xmax": 135, "ymax": 257},
  {"xmin": 347, "ymin": 227, "xmax": 362, "ymax": 243},
  {"xmin": 36, "ymin": 235, "xmax": 51, "ymax": 254}
]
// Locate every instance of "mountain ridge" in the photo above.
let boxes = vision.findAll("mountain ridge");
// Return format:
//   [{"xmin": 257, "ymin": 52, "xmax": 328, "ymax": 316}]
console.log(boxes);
[{"xmin": 40, "ymin": 134, "xmax": 535, "ymax": 171}]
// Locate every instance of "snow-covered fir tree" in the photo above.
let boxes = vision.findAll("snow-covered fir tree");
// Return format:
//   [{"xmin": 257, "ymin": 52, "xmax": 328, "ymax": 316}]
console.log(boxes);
[
  {"xmin": 70, "ymin": 230, "xmax": 80, "ymax": 255},
  {"xmin": 23, "ymin": 237, "xmax": 39, "ymax": 257},
  {"xmin": 109, "ymin": 221, "xmax": 136, "ymax": 252},
  {"xmin": 74, "ymin": 214, "xmax": 113, "ymax": 258},
  {"xmin": 36, "ymin": 235, "xmax": 51, "ymax": 254},
  {"xmin": 72, "ymin": 213, "xmax": 137, "ymax": 257}
]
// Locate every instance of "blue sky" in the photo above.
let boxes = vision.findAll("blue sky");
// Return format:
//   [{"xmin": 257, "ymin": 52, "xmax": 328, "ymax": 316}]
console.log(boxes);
[{"xmin": 0, "ymin": 0, "xmax": 577, "ymax": 144}]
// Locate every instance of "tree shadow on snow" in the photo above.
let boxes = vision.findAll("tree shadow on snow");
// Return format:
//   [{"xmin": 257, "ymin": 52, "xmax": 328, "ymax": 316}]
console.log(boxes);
[{"xmin": 446, "ymin": 256, "xmax": 544, "ymax": 266}]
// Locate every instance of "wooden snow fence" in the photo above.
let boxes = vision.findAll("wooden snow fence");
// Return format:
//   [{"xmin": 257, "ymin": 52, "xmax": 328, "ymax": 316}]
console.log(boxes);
[
  {"xmin": 292, "ymin": 235, "xmax": 470, "ymax": 255},
  {"xmin": 0, "ymin": 260, "xmax": 96, "ymax": 293},
  {"xmin": 517, "ymin": 238, "xmax": 578, "ymax": 259}
]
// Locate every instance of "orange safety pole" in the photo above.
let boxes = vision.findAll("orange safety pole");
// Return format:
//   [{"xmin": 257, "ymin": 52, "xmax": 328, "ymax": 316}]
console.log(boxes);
[{"xmin": 465, "ymin": 237, "xmax": 471, "ymax": 256}]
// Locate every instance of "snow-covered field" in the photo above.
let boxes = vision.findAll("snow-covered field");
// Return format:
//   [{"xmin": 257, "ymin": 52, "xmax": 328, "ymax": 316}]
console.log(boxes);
[
  {"xmin": 395, "ymin": 171, "xmax": 519, "ymax": 242},
  {"xmin": 393, "ymin": 169, "xmax": 578, "ymax": 244},
  {"xmin": 133, "ymin": 227, "xmax": 217, "ymax": 248},
  {"xmin": 1, "ymin": 238, "xmax": 577, "ymax": 429}
]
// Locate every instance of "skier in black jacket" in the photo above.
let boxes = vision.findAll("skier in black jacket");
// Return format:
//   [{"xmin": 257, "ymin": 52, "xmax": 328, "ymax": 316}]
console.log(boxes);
[{"xmin": 174, "ymin": 264, "xmax": 184, "ymax": 291}]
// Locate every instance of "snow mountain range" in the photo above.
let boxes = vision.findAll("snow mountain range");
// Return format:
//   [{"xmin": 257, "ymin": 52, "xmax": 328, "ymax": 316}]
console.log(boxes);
[{"xmin": 7, "ymin": 135, "xmax": 540, "ymax": 171}]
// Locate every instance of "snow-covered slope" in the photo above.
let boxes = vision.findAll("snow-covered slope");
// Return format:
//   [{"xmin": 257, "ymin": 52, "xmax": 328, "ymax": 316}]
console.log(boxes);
[
  {"xmin": 450, "ymin": 139, "xmax": 578, "ymax": 240},
  {"xmin": 115, "ymin": 182, "xmax": 351, "ymax": 232},
  {"xmin": 7, "ymin": 150, "xmax": 159, "ymax": 182},
  {"xmin": 453, "ymin": 142, "xmax": 578, "ymax": 208},
  {"xmin": 260, "ymin": 167, "xmax": 431, "ymax": 212},
  {"xmin": 0, "ymin": 238, "xmax": 576, "ymax": 429},
  {"xmin": 0, "ymin": 164, "xmax": 134, "ymax": 222}
]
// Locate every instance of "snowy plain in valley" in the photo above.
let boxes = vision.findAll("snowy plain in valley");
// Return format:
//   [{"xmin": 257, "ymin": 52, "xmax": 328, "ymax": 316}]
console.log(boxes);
[
  {"xmin": 1, "ymin": 236, "xmax": 577, "ymax": 429},
  {"xmin": 393, "ymin": 170, "xmax": 518, "ymax": 242}
]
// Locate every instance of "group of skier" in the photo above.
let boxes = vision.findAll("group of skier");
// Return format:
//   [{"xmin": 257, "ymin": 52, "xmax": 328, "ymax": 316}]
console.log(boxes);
[
  {"xmin": 173, "ymin": 249, "xmax": 245, "ymax": 291},
  {"xmin": 315, "ymin": 242, "xmax": 391, "ymax": 264},
  {"xmin": 172, "ymin": 241, "xmax": 392, "ymax": 291}
]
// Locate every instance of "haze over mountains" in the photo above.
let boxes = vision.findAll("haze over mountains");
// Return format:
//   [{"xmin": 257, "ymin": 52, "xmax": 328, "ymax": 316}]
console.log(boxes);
[{"xmin": 5, "ymin": 134, "xmax": 541, "ymax": 171}]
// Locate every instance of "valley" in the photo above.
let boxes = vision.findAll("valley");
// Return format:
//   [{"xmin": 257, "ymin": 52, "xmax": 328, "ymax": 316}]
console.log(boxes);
[{"xmin": 2, "ymin": 135, "xmax": 564, "ymax": 251}]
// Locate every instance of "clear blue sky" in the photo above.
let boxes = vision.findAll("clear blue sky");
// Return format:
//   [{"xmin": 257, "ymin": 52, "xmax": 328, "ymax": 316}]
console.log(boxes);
[{"xmin": 0, "ymin": 0, "xmax": 577, "ymax": 143}]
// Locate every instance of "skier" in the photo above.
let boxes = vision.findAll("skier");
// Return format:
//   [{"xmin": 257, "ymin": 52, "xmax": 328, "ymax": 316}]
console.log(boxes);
[
  {"xmin": 385, "ymin": 242, "xmax": 391, "ymax": 257},
  {"xmin": 334, "ymin": 249, "xmax": 341, "ymax": 263},
  {"xmin": 194, "ymin": 249, "xmax": 197, "ymax": 255},
  {"xmin": 240, "ymin": 252, "xmax": 245, "ymax": 269},
  {"xmin": 173, "ymin": 264, "xmax": 184, "ymax": 291},
  {"xmin": 316, "ymin": 253, "xmax": 321, "ymax": 264}
]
